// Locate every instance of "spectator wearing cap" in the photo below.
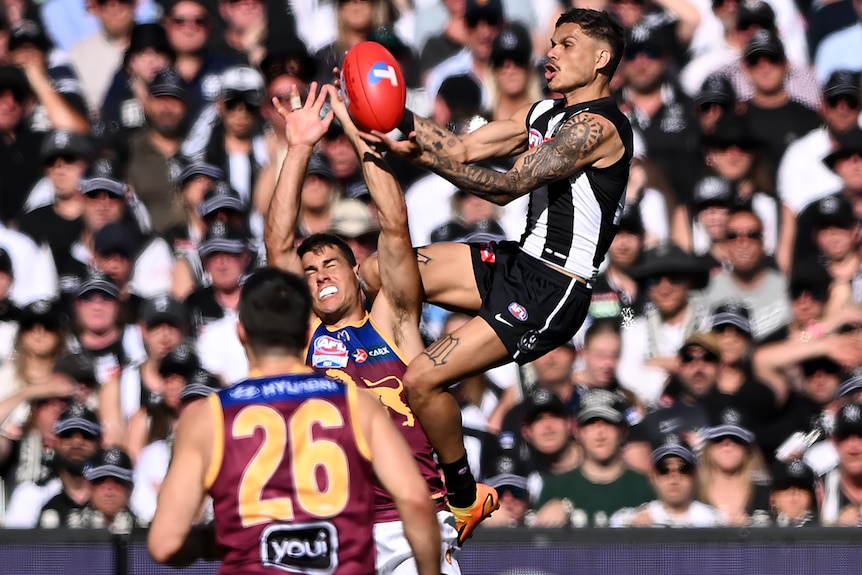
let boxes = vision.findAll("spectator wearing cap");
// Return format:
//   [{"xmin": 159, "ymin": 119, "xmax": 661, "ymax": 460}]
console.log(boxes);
[
  {"xmin": 820, "ymin": 401, "xmax": 862, "ymax": 525},
  {"xmin": 778, "ymin": 70, "xmax": 862, "ymax": 215},
  {"xmin": 518, "ymin": 389, "xmax": 582, "ymax": 486},
  {"xmin": 808, "ymin": 196, "xmax": 862, "ymax": 308},
  {"xmin": 181, "ymin": 65, "xmax": 268, "ymax": 209},
  {"xmin": 703, "ymin": 208, "xmax": 793, "ymax": 340},
  {"xmin": 698, "ymin": 408, "xmax": 772, "ymax": 526},
  {"xmin": 67, "ymin": 0, "xmax": 136, "ymax": 113},
  {"xmin": 619, "ymin": 21, "xmax": 703, "ymax": 205},
  {"xmin": 795, "ymin": 128, "xmax": 862, "ymax": 263},
  {"xmin": 130, "ymin": 366, "xmax": 218, "ymax": 524},
  {"xmin": 424, "ymin": 0, "xmax": 504, "ymax": 112},
  {"xmin": 68, "ymin": 270, "xmax": 130, "ymax": 386},
  {"xmin": 185, "ymin": 221, "xmax": 251, "ymax": 334},
  {"xmin": 329, "ymin": 198, "xmax": 379, "ymax": 267},
  {"xmin": 99, "ymin": 295, "xmax": 187, "ymax": 447},
  {"xmin": 161, "ymin": 162, "xmax": 224, "ymax": 257},
  {"xmin": 611, "ymin": 440, "xmax": 727, "ymax": 527},
  {"xmin": 738, "ymin": 31, "xmax": 821, "ymax": 173},
  {"xmin": 693, "ymin": 75, "xmax": 738, "ymax": 136},
  {"xmin": 682, "ymin": 0, "xmax": 809, "ymax": 99},
  {"xmin": 125, "ymin": 66, "xmax": 190, "ymax": 230},
  {"xmin": 488, "ymin": 22, "xmax": 539, "ymax": 122},
  {"xmin": 532, "ymin": 389, "xmax": 653, "ymax": 528},
  {"xmin": 671, "ymin": 175, "xmax": 734, "ymax": 270},
  {"xmin": 769, "ymin": 458, "xmax": 818, "ymax": 526},
  {"xmin": 21, "ymin": 128, "xmax": 94, "ymax": 213},
  {"xmin": 161, "ymin": 0, "xmax": 233, "ymax": 115},
  {"xmin": 479, "ymin": 448, "xmax": 533, "ymax": 528},
  {"xmin": 6, "ymin": 402, "xmax": 101, "ymax": 528},
  {"xmin": 813, "ymin": 1, "xmax": 862, "ymax": 83},
  {"xmin": 314, "ymin": 0, "xmax": 406, "ymax": 85},
  {"xmin": 77, "ymin": 447, "xmax": 139, "ymax": 531},
  {"xmin": 589, "ymin": 205, "xmax": 648, "ymax": 322},
  {"xmin": 696, "ymin": 113, "xmax": 793, "ymax": 270},
  {"xmin": 101, "ymin": 22, "xmax": 176, "ymax": 140},
  {"xmin": 0, "ymin": 299, "xmax": 68, "ymax": 437},
  {"xmin": 619, "ymin": 243, "xmax": 711, "ymax": 405},
  {"xmin": 626, "ymin": 332, "xmax": 718, "ymax": 472}
]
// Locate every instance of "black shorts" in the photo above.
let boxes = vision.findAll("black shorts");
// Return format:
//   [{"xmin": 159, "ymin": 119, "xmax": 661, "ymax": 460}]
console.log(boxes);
[{"xmin": 469, "ymin": 240, "xmax": 592, "ymax": 364}]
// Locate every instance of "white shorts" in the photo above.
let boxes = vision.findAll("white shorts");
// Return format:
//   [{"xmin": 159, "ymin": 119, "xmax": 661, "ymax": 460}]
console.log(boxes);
[{"xmin": 373, "ymin": 509, "xmax": 461, "ymax": 575}]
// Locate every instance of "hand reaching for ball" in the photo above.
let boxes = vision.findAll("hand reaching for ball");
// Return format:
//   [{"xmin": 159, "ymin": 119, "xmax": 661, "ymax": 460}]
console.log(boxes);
[{"xmin": 272, "ymin": 81, "xmax": 333, "ymax": 149}]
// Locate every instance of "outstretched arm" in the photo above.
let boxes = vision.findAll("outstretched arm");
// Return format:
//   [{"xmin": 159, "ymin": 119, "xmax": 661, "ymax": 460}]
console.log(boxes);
[
  {"xmin": 417, "ymin": 112, "xmax": 623, "ymax": 205},
  {"xmin": 326, "ymin": 86, "xmax": 424, "ymax": 352},
  {"xmin": 265, "ymin": 83, "xmax": 334, "ymax": 274}
]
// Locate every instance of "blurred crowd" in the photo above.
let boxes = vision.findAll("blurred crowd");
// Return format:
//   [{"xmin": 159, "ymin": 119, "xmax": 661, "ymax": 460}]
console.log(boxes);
[{"xmin": 0, "ymin": 0, "xmax": 862, "ymax": 533}]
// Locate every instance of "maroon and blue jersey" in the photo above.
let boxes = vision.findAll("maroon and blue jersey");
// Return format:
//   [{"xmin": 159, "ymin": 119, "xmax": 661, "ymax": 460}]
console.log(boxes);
[
  {"xmin": 305, "ymin": 315, "xmax": 446, "ymax": 522},
  {"xmin": 206, "ymin": 370, "xmax": 376, "ymax": 574}
]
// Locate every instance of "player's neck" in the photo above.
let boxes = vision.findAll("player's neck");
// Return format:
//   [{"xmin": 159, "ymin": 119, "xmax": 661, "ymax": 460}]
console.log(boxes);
[
  {"xmin": 563, "ymin": 83, "xmax": 610, "ymax": 107},
  {"xmin": 247, "ymin": 355, "xmax": 308, "ymax": 378}
]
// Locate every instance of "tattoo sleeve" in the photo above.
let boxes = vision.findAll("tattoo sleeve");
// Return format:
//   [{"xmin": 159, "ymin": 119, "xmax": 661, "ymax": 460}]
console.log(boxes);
[{"xmin": 416, "ymin": 113, "xmax": 606, "ymax": 205}]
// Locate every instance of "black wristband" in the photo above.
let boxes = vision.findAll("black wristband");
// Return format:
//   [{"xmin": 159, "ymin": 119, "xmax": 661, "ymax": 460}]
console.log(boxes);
[{"xmin": 398, "ymin": 109, "xmax": 415, "ymax": 134}]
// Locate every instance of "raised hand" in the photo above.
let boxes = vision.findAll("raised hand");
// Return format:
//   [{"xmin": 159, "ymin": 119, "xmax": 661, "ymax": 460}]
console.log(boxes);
[
  {"xmin": 272, "ymin": 81, "xmax": 333, "ymax": 149},
  {"xmin": 362, "ymin": 128, "xmax": 422, "ymax": 160}
]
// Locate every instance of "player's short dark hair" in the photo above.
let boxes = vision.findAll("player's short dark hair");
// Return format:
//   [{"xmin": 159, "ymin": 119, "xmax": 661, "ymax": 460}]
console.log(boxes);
[
  {"xmin": 556, "ymin": 9, "xmax": 625, "ymax": 78},
  {"xmin": 584, "ymin": 317, "xmax": 622, "ymax": 348},
  {"xmin": 239, "ymin": 268, "xmax": 311, "ymax": 356},
  {"xmin": 297, "ymin": 233, "xmax": 357, "ymax": 268}
]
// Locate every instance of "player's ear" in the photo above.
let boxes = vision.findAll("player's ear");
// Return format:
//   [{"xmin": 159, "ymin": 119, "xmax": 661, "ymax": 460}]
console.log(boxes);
[
  {"xmin": 596, "ymin": 48, "xmax": 611, "ymax": 71},
  {"xmin": 236, "ymin": 321, "xmax": 248, "ymax": 349}
]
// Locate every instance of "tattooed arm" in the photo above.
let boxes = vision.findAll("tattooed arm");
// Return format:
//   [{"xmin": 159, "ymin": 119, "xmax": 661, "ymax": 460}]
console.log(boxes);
[{"xmin": 415, "ymin": 112, "xmax": 624, "ymax": 206}]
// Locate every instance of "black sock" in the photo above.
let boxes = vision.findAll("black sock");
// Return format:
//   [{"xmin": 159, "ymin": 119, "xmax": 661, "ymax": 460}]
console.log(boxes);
[{"xmin": 441, "ymin": 455, "xmax": 477, "ymax": 508}]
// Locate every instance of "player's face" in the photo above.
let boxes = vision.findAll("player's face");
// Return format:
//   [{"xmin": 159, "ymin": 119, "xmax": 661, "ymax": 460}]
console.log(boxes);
[
  {"xmin": 578, "ymin": 419, "xmax": 623, "ymax": 464},
  {"xmin": 301, "ymin": 245, "xmax": 361, "ymax": 321},
  {"xmin": 545, "ymin": 23, "xmax": 605, "ymax": 94},
  {"xmin": 652, "ymin": 456, "xmax": 696, "ymax": 508}
]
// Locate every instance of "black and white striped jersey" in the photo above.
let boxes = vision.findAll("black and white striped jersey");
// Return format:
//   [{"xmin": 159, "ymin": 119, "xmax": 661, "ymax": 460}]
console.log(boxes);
[{"xmin": 519, "ymin": 97, "xmax": 633, "ymax": 280}]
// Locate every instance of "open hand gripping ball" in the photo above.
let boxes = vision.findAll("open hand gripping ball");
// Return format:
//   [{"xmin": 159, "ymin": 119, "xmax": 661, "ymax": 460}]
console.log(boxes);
[{"xmin": 340, "ymin": 41, "xmax": 406, "ymax": 133}]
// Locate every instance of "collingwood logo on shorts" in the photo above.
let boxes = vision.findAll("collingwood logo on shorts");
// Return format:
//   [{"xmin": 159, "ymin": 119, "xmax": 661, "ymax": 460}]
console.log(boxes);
[
  {"xmin": 261, "ymin": 521, "xmax": 339, "ymax": 575},
  {"xmin": 518, "ymin": 329, "xmax": 540, "ymax": 353}
]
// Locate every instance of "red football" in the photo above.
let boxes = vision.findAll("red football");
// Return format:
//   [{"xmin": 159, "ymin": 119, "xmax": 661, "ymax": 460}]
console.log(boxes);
[{"xmin": 340, "ymin": 41, "xmax": 406, "ymax": 133}]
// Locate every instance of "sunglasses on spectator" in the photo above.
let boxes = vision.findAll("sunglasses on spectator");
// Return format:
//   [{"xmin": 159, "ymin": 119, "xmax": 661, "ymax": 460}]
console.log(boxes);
[
  {"xmin": 711, "ymin": 141, "xmax": 756, "ymax": 153},
  {"xmin": 224, "ymin": 99, "xmax": 259, "ymax": 112},
  {"xmin": 744, "ymin": 53, "xmax": 784, "ymax": 67},
  {"xmin": 802, "ymin": 363, "xmax": 840, "ymax": 377},
  {"xmin": 84, "ymin": 190, "xmax": 121, "ymax": 200},
  {"xmin": 169, "ymin": 16, "xmax": 208, "ymax": 28},
  {"xmin": 655, "ymin": 461, "xmax": 696, "ymax": 476},
  {"xmin": 465, "ymin": 15, "xmax": 502, "ymax": 28},
  {"xmin": 499, "ymin": 486, "xmax": 529, "ymax": 499},
  {"xmin": 680, "ymin": 349, "xmax": 720, "ymax": 364},
  {"xmin": 47, "ymin": 155, "xmax": 80, "ymax": 167},
  {"xmin": 19, "ymin": 320, "xmax": 61, "ymax": 332},
  {"xmin": 698, "ymin": 102, "xmax": 728, "ymax": 114},
  {"xmin": 826, "ymin": 95, "xmax": 860, "ymax": 109},
  {"xmin": 624, "ymin": 46, "xmax": 663, "ymax": 61},
  {"xmin": 725, "ymin": 229, "xmax": 762, "ymax": 241},
  {"xmin": 90, "ymin": 476, "xmax": 130, "ymax": 486},
  {"xmin": 96, "ymin": 0, "xmax": 134, "ymax": 6},
  {"xmin": 0, "ymin": 86, "xmax": 28, "ymax": 104},
  {"xmin": 645, "ymin": 274, "xmax": 688, "ymax": 289},
  {"xmin": 58, "ymin": 429, "xmax": 99, "ymax": 441}
]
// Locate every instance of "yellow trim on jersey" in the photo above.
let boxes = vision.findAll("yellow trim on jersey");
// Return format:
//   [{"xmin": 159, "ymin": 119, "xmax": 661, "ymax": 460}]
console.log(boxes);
[
  {"xmin": 345, "ymin": 384, "xmax": 372, "ymax": 462},
  {"xmin": 204, "ymin": 393, "xmax": 224, "ymax": 490},
  {"xmin": 366, "ymin": 315, "xmax": 410, "ymax": 364}
]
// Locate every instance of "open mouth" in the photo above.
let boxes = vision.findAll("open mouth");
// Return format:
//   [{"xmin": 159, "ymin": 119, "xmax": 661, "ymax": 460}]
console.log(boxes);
[{"xmin": 544, "ymin": 63, "xmax": 557, "ymax": 81}]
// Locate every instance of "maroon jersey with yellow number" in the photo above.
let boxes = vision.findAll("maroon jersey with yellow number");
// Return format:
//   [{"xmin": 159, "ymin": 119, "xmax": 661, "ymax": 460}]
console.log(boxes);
[
  {"xmin": 206, "ymin": 371, "xmax": 376, "ymax": 575},
  {"xmin": 305, "ymin": 316, "xmax": 446, "ymax": 522}
]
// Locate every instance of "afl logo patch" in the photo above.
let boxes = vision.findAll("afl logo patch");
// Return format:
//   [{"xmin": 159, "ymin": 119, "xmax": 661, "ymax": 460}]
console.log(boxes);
[{"xmin": 508, "ymin": 302, "xmax": 528, "ymax": 321}]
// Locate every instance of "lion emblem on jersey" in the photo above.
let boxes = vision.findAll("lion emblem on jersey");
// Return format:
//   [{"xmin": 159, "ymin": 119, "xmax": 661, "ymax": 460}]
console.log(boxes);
[{"xmin": 326, "ymin": 370, "xmax": 415, "ymax": 427}]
